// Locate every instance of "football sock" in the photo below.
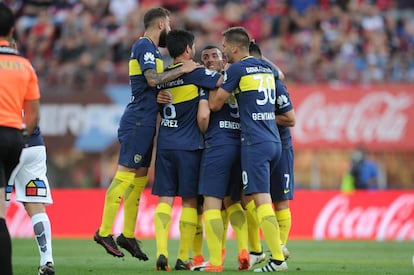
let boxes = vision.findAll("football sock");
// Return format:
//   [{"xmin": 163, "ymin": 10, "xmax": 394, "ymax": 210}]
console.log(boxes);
[
  {"xmin": 178, "ymin": 207, "xmax": 197, "ymax": 261},
  {"xmin": 123, "ymin": 176, "xmax": 147, "ymax": 238},
  {"xmin": 32, "ymin": 213, "xmax": 54, "ymax": 265},
  {"xmin": 257, "ymin": 204, "xmax": 284, "ymax": 261},
  {"xmin": 154, "ymin": 202, "xmax": 172, "ymax": 258},
  {"xmin": 245, "ymin": 200, "xmax": 262, "ymax": 253},
  {"xmin": 204, "ymin": 209, "xmax": 223, "ymax": 266},
  {"xmin": 221, "ymin": 208, "xmax": 229, "ymax": 260},
  {"xmin": 192, "ymin": 213, "xmax": 203, "ymax": 257},
  {"xmin": 275, "ymin": 208, "xmax": 291, "ymax": 245},
  {"xmin": 99, "ymin": 171, "xmax": 134, "ymax": 236},
  {"xmin": 221, "ymin": 209, "xmax": 229, "ymax": 248},
  {"xmin": 227, "ymin": 203, "xmax": 248, "ymax": 253},
  {"xmin": 0, "ymin": 218, "xmax": 12, "ymax": 275}
]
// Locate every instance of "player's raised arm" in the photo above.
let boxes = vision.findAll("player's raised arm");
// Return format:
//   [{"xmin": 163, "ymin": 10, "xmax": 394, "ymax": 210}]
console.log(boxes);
[{"xmin": 145, "ymin": 59, "xmax": 202, "ymax": 87}]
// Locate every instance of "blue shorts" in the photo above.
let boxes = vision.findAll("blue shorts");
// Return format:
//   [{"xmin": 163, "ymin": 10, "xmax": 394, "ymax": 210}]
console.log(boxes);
[
  {"xmin": 152, "ymin": 149, "xmax": 201, "ymax": 198},
  {"xmin": 270, "ymin": 147, "xmax": 294, "ymax": 201},
  {"xmin": 117, "ymin": 125, "xmax": 155, "ymax": 169},
  {"xmin": 199, "ymin": 144, "xmax": 242, "ymax": 200},
  {"xmin": 241, "ymin": 142, "xmax": 281, "ymax": 195}
]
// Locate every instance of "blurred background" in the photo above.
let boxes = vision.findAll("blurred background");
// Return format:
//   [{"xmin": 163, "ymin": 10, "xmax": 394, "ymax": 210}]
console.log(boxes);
[{"xmin": 4, "ymin": 0, "xmax": 414, "ymax": 190}]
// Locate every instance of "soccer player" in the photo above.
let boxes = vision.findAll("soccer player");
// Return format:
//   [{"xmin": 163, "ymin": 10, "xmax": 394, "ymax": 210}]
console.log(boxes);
[
  {"xmin": 191, "ymin": 45, "xmax": 250, "ymax": 272},
  {"xmin": 5, "ymin": 34, "xmax": 56, "ymax": 275},
  {"xmin": 245, "ymin": 42, "xmax": 296, "ymax": 265},
  {"xmin": 209, "ymin": 27, "xmax": 288, "ymax": 272},
  {"xmin": 151, "ymin": 29, "xmax": 223, "ymax": 271},
  {"xmin": 0, "ymin": 3, "xmax": 40, "ymax": 274},
  {"xmin": 6, "ymin": 126, "xmax": 55, "ymax": 275},
  {"xmin": 94, "ymin": 7, "xmax": 200, "ymax": 259}
]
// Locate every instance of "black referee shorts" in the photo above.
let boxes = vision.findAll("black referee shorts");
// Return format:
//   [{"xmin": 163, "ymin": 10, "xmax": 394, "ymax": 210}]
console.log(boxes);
[{"xmin": 0, "ymin": 126, "xmax": 25, "ymax": 188}]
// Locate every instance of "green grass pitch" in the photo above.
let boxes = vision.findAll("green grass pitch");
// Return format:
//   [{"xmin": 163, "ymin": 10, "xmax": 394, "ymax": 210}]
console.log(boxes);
[{"xmin": 12, "ymin": 238, "xmax": 414, "ymax": 274}]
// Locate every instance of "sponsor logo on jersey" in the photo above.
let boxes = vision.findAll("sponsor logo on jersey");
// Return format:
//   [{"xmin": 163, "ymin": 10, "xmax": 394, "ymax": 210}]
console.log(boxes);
[
  {"xmin": 277, "ymin": 94, "xmax": 290, "ymax": 108},
  {"xmin": 134, "ymin": 154, "xmax": 142, "ymax": 163},
  {"xmin": 143, "ymin": 52, "xmax": 155, "ymax": 64},
  {"xmin": 25, "ymin": 179, "xmax": 47, "ymax": 197}
]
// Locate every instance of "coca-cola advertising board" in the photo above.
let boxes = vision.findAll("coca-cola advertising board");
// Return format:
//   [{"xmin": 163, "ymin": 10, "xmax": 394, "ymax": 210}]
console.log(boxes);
[
  {"xmin": 6, "ymin": 189, "xmax": 414, "ymax": 240},
  {"xmin": 290, "ymin": 84, "xmax": 414, "ymax": 150}
]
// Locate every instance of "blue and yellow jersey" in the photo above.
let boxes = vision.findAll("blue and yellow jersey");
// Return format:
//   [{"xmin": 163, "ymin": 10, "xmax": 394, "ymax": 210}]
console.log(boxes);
[
  {"xmin": 156, "ymin": 63, "xmax": 221, "ymax": 150},
  {"xmin": 123, "ymin": 37, "xmax": 164, "ymax": 127},
  {"xmin": 201, "ymin": 90, "xmax": 240, "ymax": 147},
  {"xmin": 221, "ymin": 56, "xmax": 280, "ymax": 145},
  {"xmin": 275, "ymin": 80, "xmax": 293, "ymax": 149}
]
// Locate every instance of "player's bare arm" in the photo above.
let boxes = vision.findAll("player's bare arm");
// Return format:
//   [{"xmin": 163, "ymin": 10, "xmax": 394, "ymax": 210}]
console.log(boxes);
[
  {"xmin": 276, "ymin": 109, "xmax": 295, "ymax": 127},
  {"xmin": 145, "ymin": 59, "xmax": 203, "ymax": 87},
  {"xmin": 197, "ymin": 98, "xmax": 210, "ymax": 133},
  {"xmin": 209, "ymin": 87, "xmax": 230, "ymax": 112}
]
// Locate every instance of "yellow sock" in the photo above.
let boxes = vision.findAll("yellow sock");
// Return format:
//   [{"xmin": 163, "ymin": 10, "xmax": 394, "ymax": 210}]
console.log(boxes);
[
  {"xmin": 221, "ymin": 209, "xmax": 229, "ymax": 248},
  {"xmin": 227, "ymin": 203, "xmax": 248, "ymax": 253},
  {"xmin": 245, "ymin": 200, "xmax": 262, "ymax": 253},
  {"xmin": 275, "ymin": 208, "xmax": 291, "ymax": 245},
  {"xmin": 204, "ymin": 209, "xmax": 223, "ymax": 266},
  {"xmin": 123, "ymin": 176, "xmax": 147, "ymax": 238},
  {"xmin": 193, "ymin": 214, "xmax": 203, "ymax": 256},
  {"xmin": 178, "ymin": 207, "xmax": 197, "ymax": 261},
  {"xmin": 154, "ymin": 202, "xmax": 172, "ymax": 258},
  {"xmin": 99, "ymin": 171, "xmax": 134, "ymax": 236},
  {"xmin": 257, "ymin": 204, "xmax": 284, "ymax": 261}
]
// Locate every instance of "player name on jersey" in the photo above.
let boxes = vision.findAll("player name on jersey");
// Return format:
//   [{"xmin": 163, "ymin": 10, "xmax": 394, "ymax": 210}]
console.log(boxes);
[
  {"xmin": 160, "ymin": 118, "xmax": 178, "ymax": 128},
  {"xmin": 252, "ymin": 112, "xmax": 275, "ymax": 121},
  {"xmin": 245, "ymin": 66, "xmax": 273, "ymax": 74},
  {"xmin": 219, "ymin": 120, "xmax": 240, "ymax": 130}
]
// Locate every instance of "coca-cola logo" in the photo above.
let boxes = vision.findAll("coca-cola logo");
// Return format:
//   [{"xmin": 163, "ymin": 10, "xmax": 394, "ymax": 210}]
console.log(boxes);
[
  {"xmin": 294, "ymin": 92, "xmax": 413, "ymax": 144},
  {"xmin": 313, "ymin": 194, "xmax": 414, "ymax": 240}
]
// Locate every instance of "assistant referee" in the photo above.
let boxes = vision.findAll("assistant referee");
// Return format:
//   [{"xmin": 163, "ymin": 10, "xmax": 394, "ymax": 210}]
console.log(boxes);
[{"xmin": 0, "ymin": 3, "xmax": 40, "ymax": 274}]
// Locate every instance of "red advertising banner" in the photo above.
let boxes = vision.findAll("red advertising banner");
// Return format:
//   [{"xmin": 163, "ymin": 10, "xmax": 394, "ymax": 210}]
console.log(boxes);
[
  {"xmin": 289, "ymin": 84, "xmax": 414, "ymax": 150},
  {"xmin": 6, "ymin": 189, "xmax": 414, "ymax": 241}
]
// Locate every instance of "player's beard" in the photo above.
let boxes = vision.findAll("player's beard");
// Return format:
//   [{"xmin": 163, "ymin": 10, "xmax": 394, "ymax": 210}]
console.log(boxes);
[{"xmin": 158, "ymin": 28, "xmax": 167, "ymax": 48}]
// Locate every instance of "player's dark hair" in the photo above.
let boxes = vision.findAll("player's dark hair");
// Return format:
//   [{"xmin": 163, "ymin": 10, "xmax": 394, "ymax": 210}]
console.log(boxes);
[
  {"xmin": 202, "ymin": 45, "xmax": 220, "ymax": 52},
  {"xmin": 222, "ymin": 27, "xmax": 250, "ymax": 50},
  {"xmin": 249, "ymin": 41, "xmax": 262, "ymax": 58},
  {"xmin": 143, "ymin": 7, "xmax": 170, "ymax": 29},
  {"xmin": 0, "ymin": 3, "xmax": 14, "ymax": 37},
  {"xmin": 166, "ymin": 29, "xmax": 195, "ymax": 58}
]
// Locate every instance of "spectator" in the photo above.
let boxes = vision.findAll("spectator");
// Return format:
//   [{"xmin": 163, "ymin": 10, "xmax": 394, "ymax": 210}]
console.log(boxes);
[
  {"xmin": 7, "ymin": 0, "xmax": 414, "ymax": 87},
  {"xmin": 342, "ymin": 147, "xmax": 380, "ymax": 191}
]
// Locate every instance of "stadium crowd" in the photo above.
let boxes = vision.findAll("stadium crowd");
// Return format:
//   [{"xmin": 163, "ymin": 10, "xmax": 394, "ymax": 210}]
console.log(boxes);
[{"xmin": 4, "ymin": 0, "xmax": 414, "ymax": 90}]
